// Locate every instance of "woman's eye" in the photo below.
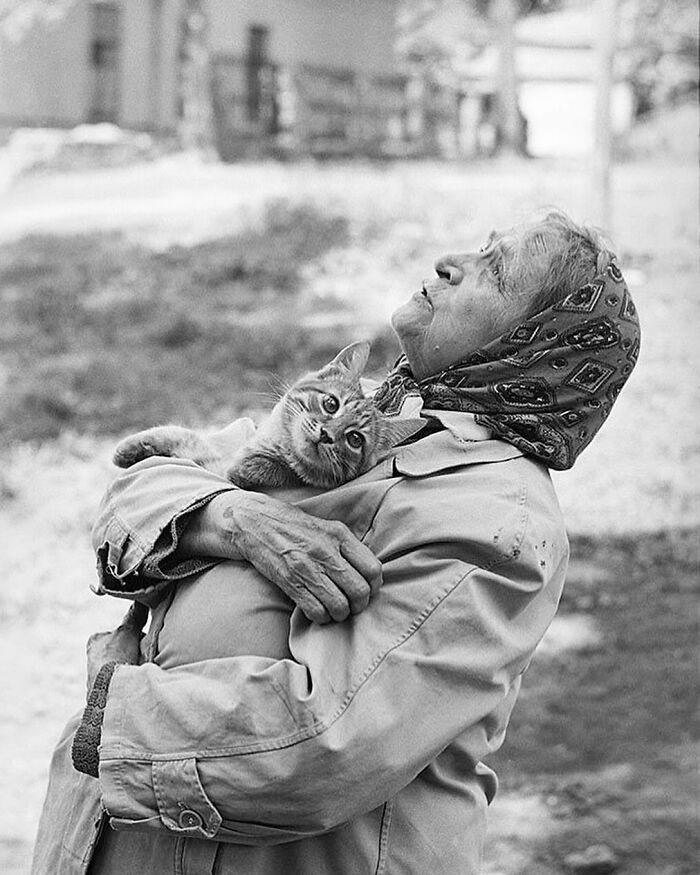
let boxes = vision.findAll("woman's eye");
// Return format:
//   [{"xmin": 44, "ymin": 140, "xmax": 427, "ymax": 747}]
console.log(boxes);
[
  {"xmin": 436, "ymin": 268, "xmax": 451, "ymax": 280},
  {"xmin": 322, "ymin": 394, "xmax": 339, "ymax": 414},
  {"xmin": 345, "ymin": 430, "xmax": 364, "ymax": 449}
]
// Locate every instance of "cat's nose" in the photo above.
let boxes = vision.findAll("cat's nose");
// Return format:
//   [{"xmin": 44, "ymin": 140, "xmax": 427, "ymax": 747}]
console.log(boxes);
[{"xmin": 318, "ymin": 427, "xmax": 334, "ymax": 444}]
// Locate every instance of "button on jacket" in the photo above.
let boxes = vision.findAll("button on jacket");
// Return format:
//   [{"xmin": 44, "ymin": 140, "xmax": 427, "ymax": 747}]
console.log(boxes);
[{"xmin": 32, "ymin": 416, "xmax": 569, "ymax": 875}]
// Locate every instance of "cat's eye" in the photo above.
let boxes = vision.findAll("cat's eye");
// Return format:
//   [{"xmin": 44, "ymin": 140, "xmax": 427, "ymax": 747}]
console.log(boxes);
[
  {"xmin": 322, "ymin": 394, "xmax": 340, "ymax": 414},
  {"xmin": 345, "ymin": 430, "xmax": 364, "ymax": 449}
]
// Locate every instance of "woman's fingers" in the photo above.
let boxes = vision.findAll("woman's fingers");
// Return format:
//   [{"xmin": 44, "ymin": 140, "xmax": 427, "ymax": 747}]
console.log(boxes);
[
  {"xmin": 260, "ymin": 545, "xmax": 354, "ymax": 622},
  {"xmin": 85, "ymin": 605, "xmax": 145, "ymax": 691},
  {"xmin": 119, "ymin": 601, "xmax": 149, "ymax": 632},
  {"xmin": 284, "ymin": 580, "xmax": 333, "ymax": 625},
  {"xmin": 278, "ymin": 519, "xmax": 378, "ymax": 619},
  {"xmin": 312, "ymin": 550, "xmax": 373, "ymax": 616},
  {"xmin": 218, "ymin": 492, "xmax": 383, "ymax": 622},
  {"xmin": 338, "ymin": 531, "xmax": 383, "ymax": 598},
  {"xmin": 298, "ymin": 573, "xmax": 349, "ymax": 623}
]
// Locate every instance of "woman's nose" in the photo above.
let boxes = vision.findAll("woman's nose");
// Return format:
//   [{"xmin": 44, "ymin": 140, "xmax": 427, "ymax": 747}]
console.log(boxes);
[{"xmin": 433, "ymin": 256, "xmax": 466, "ymax": 285}]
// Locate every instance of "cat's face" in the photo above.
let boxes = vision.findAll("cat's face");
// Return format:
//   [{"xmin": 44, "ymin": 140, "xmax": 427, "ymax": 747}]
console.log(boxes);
[{"xmin": 280, "ymin": 342, "xmax": 422, "ymax": 488}]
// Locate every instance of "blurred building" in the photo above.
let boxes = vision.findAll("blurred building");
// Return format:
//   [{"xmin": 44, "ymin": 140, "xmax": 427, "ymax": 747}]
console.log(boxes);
[
  {"xmin": 458, "ymin": 4, "xmax": 634, "ymax": 157},
  {"xmin": 0, "ymin": 1, "xmax": 634, "ymax": 161},
  {"xmin": 0, "ymin": 0, "xmax": 451, "ymax": 159}
]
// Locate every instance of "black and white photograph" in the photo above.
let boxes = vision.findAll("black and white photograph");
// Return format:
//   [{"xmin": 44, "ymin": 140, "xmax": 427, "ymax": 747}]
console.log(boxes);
[{"xmin": 0, "ymin": 1, "xmax": 697, "ymax": 873}]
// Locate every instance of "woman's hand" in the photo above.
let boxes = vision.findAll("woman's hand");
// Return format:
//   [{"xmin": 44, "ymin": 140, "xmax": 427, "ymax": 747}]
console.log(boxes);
[
  {"xmin": 181, "ymin": 492, "xmax": 383, "ymax": 624},
  {"xmin": 86, "ymin": 602, "xmax": 148, "ymax": 692}
]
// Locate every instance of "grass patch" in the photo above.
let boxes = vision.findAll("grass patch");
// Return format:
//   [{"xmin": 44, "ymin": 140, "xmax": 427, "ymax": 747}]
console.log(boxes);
[
  {"xmin": 492, "ymin": 529, "xmax": 698, "ymax": 778},
  {"xmin": 0, "ymin": 201, "xmax": 398, "ymax": 442},
  {"xmin": 487, "ymin": 527, "xmax": 699, "ymax": 874}
]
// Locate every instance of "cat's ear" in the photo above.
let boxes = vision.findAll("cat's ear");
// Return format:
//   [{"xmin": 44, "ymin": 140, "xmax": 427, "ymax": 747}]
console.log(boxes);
[
  {"xmin": 374, "ymin": 416, "xmax": 426, "ymax": 456},
  {"xmin": 328, "ymin": 341, "xmax": 371, "ymax": 379}
]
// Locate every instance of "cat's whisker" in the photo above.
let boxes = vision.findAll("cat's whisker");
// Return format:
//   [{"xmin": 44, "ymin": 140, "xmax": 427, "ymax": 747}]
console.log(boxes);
[
  {"xmin": 267, "ymin": 385, "xmax": 290, "ymax": 404},
  {"xmin": 284, "ymin": 396, "xmax": 306, "ymax": 417},
  {"xmin": 264, "ymin": 372, "xmax": 291, "ymax": 396},
  {"xmin": 253, "ymin": 389, "xmax": 283, "ymax": 405},
  {"xmin": 298, "ymin": 415, "xmax": 314, "ymax": 433},
  {"xmin": 116, "ymin": 341, "xmax": 385, "ymax": 491},
  {"xmin": 326, "ymin": 452, "xmax": 343, "ymax": 483}
]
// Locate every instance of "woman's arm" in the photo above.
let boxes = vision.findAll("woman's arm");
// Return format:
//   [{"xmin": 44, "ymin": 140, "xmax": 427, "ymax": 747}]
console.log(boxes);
[
  {"xmin": 179, "ymin": 491, "xmax": 381, "ymax": 622},
  {"xmin": 92, "ymin": 457, "xmax": 381, "ymax": 622},
  {"xmin": 77, "ymin": 459, "xmax": 569, "ymax": 842}
]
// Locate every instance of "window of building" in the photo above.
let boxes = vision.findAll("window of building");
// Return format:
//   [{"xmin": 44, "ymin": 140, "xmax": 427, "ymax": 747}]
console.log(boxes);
[
  {"xmin": 90, "ymin": 2, "xmax": 121, "ymax": 122},
  {"xmin": 246, "ymin": 25, "xmax": 269, "ymax": 123}
]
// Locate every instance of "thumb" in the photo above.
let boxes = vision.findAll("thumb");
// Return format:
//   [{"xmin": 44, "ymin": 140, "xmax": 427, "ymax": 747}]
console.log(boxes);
[{"xmin": 118, "ymin": 601, "xmax": 149, "ymax": 633}]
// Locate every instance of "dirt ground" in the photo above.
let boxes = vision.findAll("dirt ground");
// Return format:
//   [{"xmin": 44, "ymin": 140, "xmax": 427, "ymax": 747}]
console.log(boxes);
[{"xmin": 1, "ymin": 146, "xmax": 697, "ymax": 873}]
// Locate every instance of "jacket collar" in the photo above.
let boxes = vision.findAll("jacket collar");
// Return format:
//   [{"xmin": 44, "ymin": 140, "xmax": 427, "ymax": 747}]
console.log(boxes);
[
  {"xmin": 379, "ymin": 411, "xmax": 522, "ymax": 479},
  {"xmin": 422, "ymin": 409, "xmax": 492, "ymax": 442}
]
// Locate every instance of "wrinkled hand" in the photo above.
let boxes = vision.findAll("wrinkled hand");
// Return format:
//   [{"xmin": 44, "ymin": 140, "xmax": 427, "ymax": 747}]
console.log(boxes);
[
  {"xmin": 182, "ymin": 492, "xmax": 383, "ymax": 624},
  {"xmin": 86, "ymin": 602, "xmax": 148, "ymax": 692}
]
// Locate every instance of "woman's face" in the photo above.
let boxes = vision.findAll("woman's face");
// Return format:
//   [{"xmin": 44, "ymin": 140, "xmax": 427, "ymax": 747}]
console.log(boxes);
[{"xmin": 391, "ymin": 227, "xmax": 533, "ymax": 380}]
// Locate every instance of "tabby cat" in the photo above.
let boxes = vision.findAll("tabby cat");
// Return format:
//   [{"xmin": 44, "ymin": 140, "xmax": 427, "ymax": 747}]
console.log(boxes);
[{"xmin": 113, "ymin": 341, "xmax": 423, "ymax": 490}]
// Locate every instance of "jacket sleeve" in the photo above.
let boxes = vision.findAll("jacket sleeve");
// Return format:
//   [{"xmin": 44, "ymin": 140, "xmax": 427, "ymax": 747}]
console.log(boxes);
[
  {"xmin": 93, "ymin": 463, "xmax": 569, "ymax": 845},
  {"xmin": 91, "ymin": 457, "xmax": 238, "ymax": 600}
]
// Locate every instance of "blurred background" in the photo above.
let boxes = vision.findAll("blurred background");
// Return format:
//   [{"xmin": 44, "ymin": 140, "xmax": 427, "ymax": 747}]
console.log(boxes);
[{"xmin": 0, "ymin": 1, "xmax": 697, "ymax": 872}]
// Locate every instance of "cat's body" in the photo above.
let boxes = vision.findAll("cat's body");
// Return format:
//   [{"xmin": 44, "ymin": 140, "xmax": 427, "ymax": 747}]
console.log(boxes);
[{"xmin": 113, "ymin": 342, "xmax": 423, "ymax": 490}]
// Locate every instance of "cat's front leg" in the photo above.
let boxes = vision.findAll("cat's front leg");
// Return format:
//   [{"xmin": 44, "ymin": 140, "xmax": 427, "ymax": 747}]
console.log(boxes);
[
  {"xmin": 113, "ymin": 425, "xmax": 217, "ymax": 470},
  {"xmin": 227, "ymin": 450, "xmax": 301, "ymax": 490}
]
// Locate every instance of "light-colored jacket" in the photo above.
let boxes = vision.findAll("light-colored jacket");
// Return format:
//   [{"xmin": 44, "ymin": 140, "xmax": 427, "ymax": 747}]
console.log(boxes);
[{"xmin": 33, "ymin": 415, "xmax": 568, "ymax": 875}]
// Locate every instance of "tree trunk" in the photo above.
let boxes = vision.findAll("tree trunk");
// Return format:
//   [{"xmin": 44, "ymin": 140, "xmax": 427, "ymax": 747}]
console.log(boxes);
[
  {"xmin": 593, "ymin": 0, "xmax": 617, "ymax": 231},
  {"xmin": 491, "ymin": 0, "xmax": 525, "ymax": 156},
  {"xmin": 178, "ymin": 0, "xmax": 216, "ymax": 156},
  {"xmin": 148, "ymin": 0, "xmax": 164, "ymax": 128}
]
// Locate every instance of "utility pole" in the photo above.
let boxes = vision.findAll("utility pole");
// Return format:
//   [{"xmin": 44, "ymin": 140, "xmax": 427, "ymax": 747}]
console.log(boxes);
[
  {"xmin": 492, "ymin": 0, "xmax": 523, "ymax": 155},
  {"xmin": 149, "ymin": 0, "xmax": 164, "ymax": 129},
  {"xmin": 593, "ymin": 0, "xmax": 617, "ymax": 232}
]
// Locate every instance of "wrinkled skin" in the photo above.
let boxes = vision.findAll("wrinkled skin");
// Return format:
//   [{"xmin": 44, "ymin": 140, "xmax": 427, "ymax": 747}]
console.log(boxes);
[{"xmin": 182, "ymin": 490, "xmax": 383, "ymax": 624}]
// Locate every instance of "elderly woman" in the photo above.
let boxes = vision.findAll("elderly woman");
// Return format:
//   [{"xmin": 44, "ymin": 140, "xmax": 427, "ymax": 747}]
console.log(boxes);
[{"xmin": 33, "ymin": 210, "xmax": 640, "ymax": 875}]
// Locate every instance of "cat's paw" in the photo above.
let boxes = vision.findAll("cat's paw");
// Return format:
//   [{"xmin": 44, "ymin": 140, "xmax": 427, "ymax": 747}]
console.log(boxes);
[{"xmin": 113, "ymin": 435, "xmax": 171, "ymax": 468}]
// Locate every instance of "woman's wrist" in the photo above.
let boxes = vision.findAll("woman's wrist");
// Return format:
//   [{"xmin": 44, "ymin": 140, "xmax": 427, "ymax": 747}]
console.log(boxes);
[{"xmin": 177, "ymin": 491, "xmax": 262, "ymax": 561}]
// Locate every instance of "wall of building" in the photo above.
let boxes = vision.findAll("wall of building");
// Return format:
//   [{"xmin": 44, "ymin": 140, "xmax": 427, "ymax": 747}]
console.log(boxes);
[
  {"xmin": 208, "ymin": 0, "xmax": 398, "ymax": 74},
  {"xmin": 0, "ymin": 0, "xmax": 399, "ymax": 133},
  {"xmin": 0, "ymin": 1, "xmax": 92, "ymax": 127},
  {"xmin": 0, "ymin": 0, "xmax": 183, "ymax": 132},
  {"xmin": 119, "ymin": 0, "xmax": 182, "ymax": 130}
]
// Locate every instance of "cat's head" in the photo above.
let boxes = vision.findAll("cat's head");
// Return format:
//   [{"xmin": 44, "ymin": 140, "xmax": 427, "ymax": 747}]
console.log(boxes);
[{"xmin": 282, "ymin": 341, "xmax": 423, "ymax": 488}]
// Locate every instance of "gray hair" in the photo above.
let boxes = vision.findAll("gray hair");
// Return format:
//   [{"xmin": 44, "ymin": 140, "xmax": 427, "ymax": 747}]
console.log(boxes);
[{"xmin": 504, "ymin": 210, "xmax": 616, "ymax": 318}]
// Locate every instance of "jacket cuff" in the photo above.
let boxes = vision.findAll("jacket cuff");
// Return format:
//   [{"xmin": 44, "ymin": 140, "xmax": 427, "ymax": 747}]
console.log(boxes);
[
  {"xmin": 71, "ymin": 662, "xmax": 119, "ymax": 778},
  {"xmin": 94, "ymin": 494, "xmax": 227, "ymax": 598},
  {"xmin": 140, "ymin": 494, "xmax": 223, "ymax": 581},
  {"xmin": 91, "ymin": 457, "xmax": 240, "ymax": 596}
]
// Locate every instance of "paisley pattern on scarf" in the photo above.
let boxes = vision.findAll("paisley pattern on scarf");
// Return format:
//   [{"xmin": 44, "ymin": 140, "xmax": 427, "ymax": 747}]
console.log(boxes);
[{"xmin": 373, "ymin": 262, "xmax": 641, "ymax": 470}]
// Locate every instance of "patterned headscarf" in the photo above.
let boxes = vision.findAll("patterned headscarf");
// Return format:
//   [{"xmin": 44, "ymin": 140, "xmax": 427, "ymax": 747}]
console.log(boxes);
[{"xmin": 374, "ymin": 262, "xmax": 641, "ymax": 470}]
